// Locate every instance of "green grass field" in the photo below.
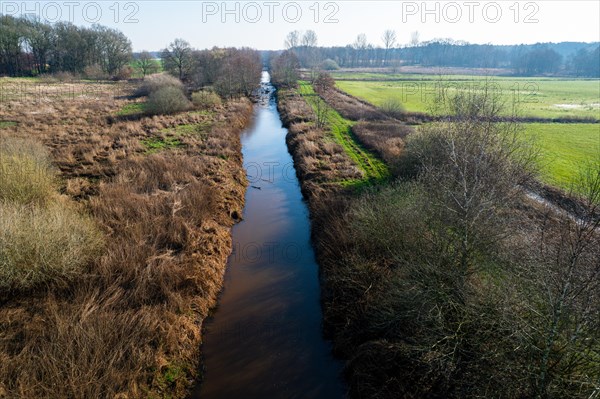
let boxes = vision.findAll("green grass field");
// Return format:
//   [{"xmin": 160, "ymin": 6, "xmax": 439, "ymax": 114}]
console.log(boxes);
[
  {"xmin": 524, "ymin": 123, "xmax": 600, "ymax": 188},
  {"xmin": 336, "ymin": 75, "xmax": 600, "ymax": 120}
]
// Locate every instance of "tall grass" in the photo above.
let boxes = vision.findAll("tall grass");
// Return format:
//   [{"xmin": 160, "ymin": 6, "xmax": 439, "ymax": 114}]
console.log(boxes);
[
  {"xmin": 0, "ymin": 137, "xmax": 103, "ymax": 293},
  {"xmin": 0, "ymin": 201, "xmax": 103, "ymax": 292},
  {"xmin": 0, "ymin": 136, "xmax": 56, "ymax": 205}
]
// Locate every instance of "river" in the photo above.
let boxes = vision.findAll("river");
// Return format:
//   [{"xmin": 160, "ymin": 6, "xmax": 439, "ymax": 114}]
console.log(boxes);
[{"xmin": 192, "ymin": 71, "xmax": 346, "ymax": 399}]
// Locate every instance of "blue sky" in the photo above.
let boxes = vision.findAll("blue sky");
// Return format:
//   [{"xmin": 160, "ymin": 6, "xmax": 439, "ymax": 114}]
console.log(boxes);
[{"xmin": 4, "ymin": 1, "xmax": 600, "ymax": 51}]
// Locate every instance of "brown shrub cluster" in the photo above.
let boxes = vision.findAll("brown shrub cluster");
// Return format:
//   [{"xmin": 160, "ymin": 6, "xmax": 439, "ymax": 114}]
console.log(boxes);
[
  {"xmin": 352, "ymin": 121, "xmax": 413, "ymax": 175},
  {"xmin": 312, "ymin": 83, "xmax": 385, "ymax": 121}
]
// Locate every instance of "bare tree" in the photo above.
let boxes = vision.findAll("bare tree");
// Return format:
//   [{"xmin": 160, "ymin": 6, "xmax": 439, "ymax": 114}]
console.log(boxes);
[
  {"xmin": 284, "ymin": 30, "xmax": 300, "ymax": 50},
  {"xmin": 410, "ymin": 31, "xmax": 420, "ymax": 47},
  {"xmin": 507, "ymin": 161, "xmax": 600, "ymax": 398},
  {"xmin": 314, "ymin": 96, "xmax": 330, "ymax": 129},
  {"xmin": 410, "ymin": 82, "xmax": 538, "ymax": 275},
  {"xmin": 382, "ymin": 29, "xmax": 397, "ymax": 67},
  {"xmin": 161, "ymin": 38, "xmax": 194, "ymax": 81},
  {"xmin": 353, "ymin": 34, "xmax": 369, "ymax": 67},
  {"xmin": 301, "ymin": 30, "xmax": 318, "ymax": 48},
  {"xmin": 271, "ymin": 50, "xmax": 300, "ymax": 87}
]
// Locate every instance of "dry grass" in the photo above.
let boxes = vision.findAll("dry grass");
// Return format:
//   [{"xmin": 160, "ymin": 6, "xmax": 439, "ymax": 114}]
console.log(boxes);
[
  {"xmin": 0, "ymin": 201, "xmax": 103, "ymax": 293},
  {"xmin": 0, "ymin": 136, "xmax": 57, "ymax": 205},
  {"xmin": 0, "ymin": 79, "xmax": 253, "ymax": 398}
]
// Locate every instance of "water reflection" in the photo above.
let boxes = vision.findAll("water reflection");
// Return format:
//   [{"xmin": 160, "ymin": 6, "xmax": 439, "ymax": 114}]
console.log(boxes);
[{"xmin": 194, "ymin": 72, "xmax": 345, "ymax": 399}]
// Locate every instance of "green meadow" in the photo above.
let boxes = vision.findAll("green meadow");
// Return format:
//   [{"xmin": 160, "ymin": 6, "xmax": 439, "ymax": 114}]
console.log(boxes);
[{"xmin": 335, "ymin": 74, "xmax": 600, "ymax": 120}]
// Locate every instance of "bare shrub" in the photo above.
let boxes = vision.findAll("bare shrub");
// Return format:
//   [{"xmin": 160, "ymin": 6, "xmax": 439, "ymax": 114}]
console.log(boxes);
[
  {"xmin": 314, "ymin": 72, "xmax": 336, "ymax": 91},
  {"xmin": 191, "ymin": 90, "xmax": 222, "ymax": 108},
  {"xmin": 0, "ymin": 201, "xmax": 103, "ymax": 292},
  {"xmin": 379, "ymin": 98, "xmax": 405, "ymax": 118},
  {"xmin": 146, "ymin": 86, "xmax": 191, "ymax": 115}
]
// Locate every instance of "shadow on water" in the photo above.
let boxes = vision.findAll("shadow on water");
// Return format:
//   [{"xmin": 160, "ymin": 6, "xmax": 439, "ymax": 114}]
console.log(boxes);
[{"xmin": 191, "ymin": 72, "xmax": 346, "ymax": 399}]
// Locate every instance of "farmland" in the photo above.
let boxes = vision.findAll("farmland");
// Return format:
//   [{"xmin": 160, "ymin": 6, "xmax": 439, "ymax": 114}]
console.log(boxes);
[
  {"xmin": 335, "ymin": 74, "xmax": 600, "ymax": 120},
  {"xmin": 333, "ymin": 71, "xmax": 600, "ymax": 190}
]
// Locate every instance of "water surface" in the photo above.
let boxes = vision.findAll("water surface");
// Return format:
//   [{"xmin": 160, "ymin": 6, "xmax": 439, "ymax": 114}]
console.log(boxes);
[{"xmin": 194, "ymin": 72, "xmax": 345, "ymax": 399}]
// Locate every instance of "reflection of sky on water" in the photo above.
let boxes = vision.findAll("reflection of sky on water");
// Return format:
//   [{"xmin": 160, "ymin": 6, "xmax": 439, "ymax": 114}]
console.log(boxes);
[{"xmin": 196, "ymin": 73, "xmax": 345, "ymax": 399}]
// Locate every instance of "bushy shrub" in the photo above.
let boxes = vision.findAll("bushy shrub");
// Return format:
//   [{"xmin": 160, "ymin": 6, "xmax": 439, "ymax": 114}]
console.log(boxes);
[
  {"xmin": 314, "ymin": 72, "xmax": 336, "ymax": 90},
  {"xmin": 321, "ymin": 58, "xmax": 340, "ymax": 70},
  {"xmin": 191, "ymin": 90, "xmax": 222, "ymax": 108},
  {"xmin": 0, "ymin": 201, "xmax": 103, "ymax": 292},
  {"xmin": 145, "ymin": 86, "xmax": 191, "ymax": 115},
  {"xmin": 134, "ymin": 73, "xmax": 184, "ymax": 97},
  {"xmin": 0, "ymin": 137, "xmax": 56, "ymax": 205}
]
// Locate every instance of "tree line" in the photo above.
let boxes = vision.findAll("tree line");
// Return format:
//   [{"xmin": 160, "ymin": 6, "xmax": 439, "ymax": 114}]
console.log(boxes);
[
  {"xmin": 0, "ymin": 15, "xmax": 132, "ymax": 78},
  {"xmin": 0, "ymin": 14, "xmax": 263, "ymax": 98},
  {"xmin": 277, "ymin": 30, "xmax": 600, "ymax": 77}
]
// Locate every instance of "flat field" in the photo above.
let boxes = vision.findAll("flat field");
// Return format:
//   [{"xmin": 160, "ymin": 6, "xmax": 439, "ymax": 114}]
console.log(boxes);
[
  {"xmin": 335, "ymin": 73, "xmax": 600, "ymax": 120},
  {"xmin": 332, "ymin": 71, "xmax": 600, "ymax": 190}
]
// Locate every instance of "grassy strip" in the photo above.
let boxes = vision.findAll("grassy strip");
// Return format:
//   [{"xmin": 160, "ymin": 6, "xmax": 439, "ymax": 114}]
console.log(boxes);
[
  {"xmin": 141, "ymin": 136, "xmax": 183, "ymax": 153},
  {"xmin": 0, "ymin": 121, "xmax": 17, "ymax": 128},
  {"xmin": 116, "ymin": 102, "xmax": 146, "ymax": 116},
  {"xmin": 297, "ymin": 81, "xmax": 389, "ymax": 185}
]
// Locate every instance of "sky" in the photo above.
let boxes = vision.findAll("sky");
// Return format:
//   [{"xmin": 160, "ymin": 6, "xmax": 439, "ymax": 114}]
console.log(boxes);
[{"xmin": 4, "ymin": 1, "xmax": 600, "ymax": 51}]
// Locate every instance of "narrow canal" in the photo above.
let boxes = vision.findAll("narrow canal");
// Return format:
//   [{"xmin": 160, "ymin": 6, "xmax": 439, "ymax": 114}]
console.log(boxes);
[{"xmin": 193, "ymin": 71, "xmax": 346, "ymax": 399}]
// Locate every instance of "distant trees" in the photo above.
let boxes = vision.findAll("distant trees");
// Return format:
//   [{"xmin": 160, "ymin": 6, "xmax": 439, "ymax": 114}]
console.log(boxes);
[
  {"xmin": 514, "ymin": 46, "xmax": 562, "ymax": 75},
  {"xmin": 94, "ymin": 25, "xmax": 132, "ymax": 76},
  {"xmin": 276, "ymin": 29, "xmax": 598, "ymax": 77},
  {"xmin": 570, "ymin": 45, "xmax": 600, "ymax": 77},
  {"xmin": 284, "ymin": 30, "xmax": 300, "ymax": 50},
  {"xmin": 301, "ymin": 30, "xmax": 318, "ymax": 48},
  {"xmin": 0, "ymin": 15, "xmax": 131, "ymax": 78},
  {"xmin": 214, "ymin": 48, "xmax": 262, "ymax": 98}
]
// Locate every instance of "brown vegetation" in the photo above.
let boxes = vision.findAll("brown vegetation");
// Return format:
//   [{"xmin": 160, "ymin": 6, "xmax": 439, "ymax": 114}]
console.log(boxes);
[
  {"xmin": 0, "ymin": 78, "xmax": 253, "ymax": 398},
  {"xmin": 351, "ymin": 121, "xmax": 412, "ymax": 175},
  {"xmin": 312, "ymin": 81, "xmax": 385, "ymax": 121}
]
